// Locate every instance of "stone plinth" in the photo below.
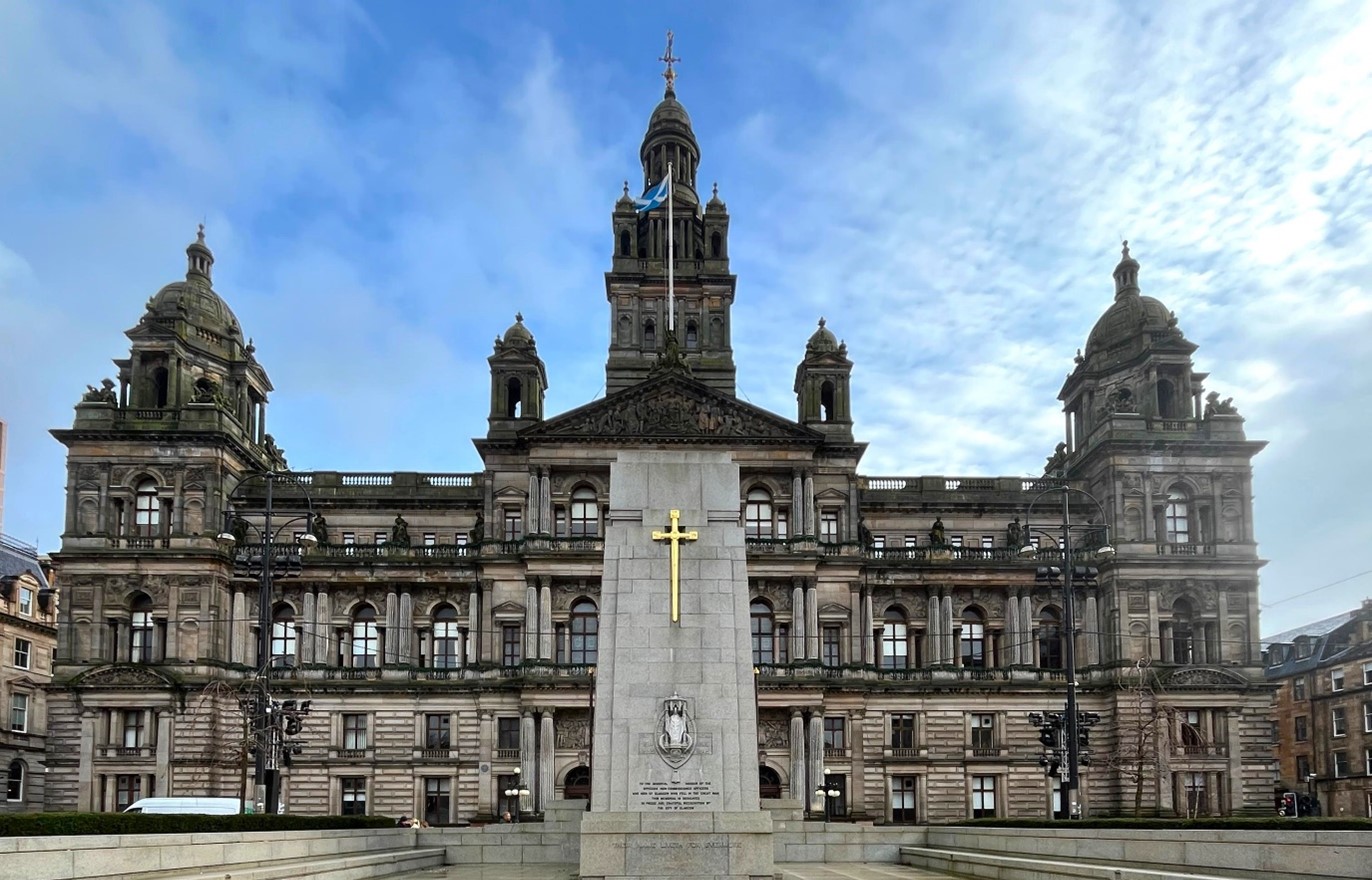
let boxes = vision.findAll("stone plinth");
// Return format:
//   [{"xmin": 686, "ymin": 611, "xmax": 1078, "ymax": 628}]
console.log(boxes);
[{"xmin": 580, "ymin": 810, "xmax": 774, "ymax": 880}]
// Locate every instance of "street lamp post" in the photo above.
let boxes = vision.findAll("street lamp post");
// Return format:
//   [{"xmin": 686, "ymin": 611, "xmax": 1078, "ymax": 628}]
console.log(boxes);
[
  {"xmin": 1020, "ymin": 485, "xmax": 1114, "ymax": 820},
  {"xmin": 217, "ymin": 470, "xmax": 316, "ymax": 814},
  {"xmin": 504, "ymin": 768, "xmax": 530, "ymax": 823}
]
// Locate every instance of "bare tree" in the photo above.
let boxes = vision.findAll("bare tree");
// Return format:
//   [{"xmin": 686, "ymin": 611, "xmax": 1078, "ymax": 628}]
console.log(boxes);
[{"xmin": 1105, "ymin": 658, "xmax": 1178, "ymax": 817}]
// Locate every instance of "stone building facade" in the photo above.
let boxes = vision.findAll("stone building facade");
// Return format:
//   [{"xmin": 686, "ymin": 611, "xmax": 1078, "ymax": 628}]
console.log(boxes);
[
  {"xmin": 46, "ymin": 81, "xmax": 1274, "ymax": 821},
  {"xmin": 1264, "ymin": 600, "xmax": 1372, "ymax": 818},
  {"xmin": 1, "ymin": 533, "xmax": 57, "ymax": 812}
]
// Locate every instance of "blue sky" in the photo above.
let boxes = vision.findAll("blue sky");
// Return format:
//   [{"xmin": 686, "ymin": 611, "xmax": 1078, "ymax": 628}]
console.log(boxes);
[{"xmin": 1, "ymin": 1, "xmax": 1370, "ymax": 632}]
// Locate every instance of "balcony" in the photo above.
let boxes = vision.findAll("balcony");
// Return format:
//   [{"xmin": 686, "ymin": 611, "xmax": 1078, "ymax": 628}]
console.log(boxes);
[
  {"xmin": 494, "ymin": 748, "xmax": 520, "ymax": 760},
  {"xmin": 331, "ymin": 748, "xmax": 371, "ymax": 760},
  {"xmin": 888, "ymin": 747, "xmax": 921, "ymax": 760},
  {"xmin": 1155, "ymin": 542, "xmax": 1216, "ymax": 556},
  {"xmin": 100, "ymin": 745, "xmax": 152, "ymax": 758},
  {"xmin": 416, "ymin": 748, "xmax": 456, "ymax": 760},
  {"xmin": 823, "ymin": 747, "xmax": 850, "ymax": 760},
  {"xmin": 1179, "ymin": 743, "xmax": 1228, "ymax": 757},
  {"xmin": 969, "ymin": 747, "xmax": 1003, "ymax": 758}
]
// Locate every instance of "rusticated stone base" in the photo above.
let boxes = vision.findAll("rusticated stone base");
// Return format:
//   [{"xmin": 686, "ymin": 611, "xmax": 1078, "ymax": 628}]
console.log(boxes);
[{"xmin": 578, "ymin": 810, "xmax": 774, "ymax": 880}]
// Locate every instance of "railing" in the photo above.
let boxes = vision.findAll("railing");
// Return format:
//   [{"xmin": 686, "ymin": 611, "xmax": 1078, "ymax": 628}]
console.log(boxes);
[
  {"xmin": 746, "ymin": 537, "xmax": 819, "ymax": 554},
  {"xmin": 890, "ymin": 747, "xmax": 920, "ymax": 759},
  {"xmin": 868, "ymin": 545, "xmax": 1019, "ymax": 563},
  {"xmin": 103, "ymin": 746, "xmax": 151, "ymax": 758},
  {"xmin": 422, "ymin": 474, "xmax": 474, "ymax": 487},
  {"xmin": 111, "ymin": 536, "xmax": 170, "ymax": 549},
  {"xmin": 340, "ymin": 473, "xmax": 393, "ymax": 486},
  {"xmin": 970, "ymin": 747, "xmax": 1002, "ymax": 758},
  {"xmin": 418, "ymin": 748, "xmax": 455, "ymax": 760},
  {"xmin": 1154, "ymin": 419, "xmax": 1200, "ymax": 432},
  {"xmin": 860, "ymin": 476, "xmax": 1071, "ymax": 494},
  {"xmin": 494, "ymin": 748, "xmax": 520, "ymax": 760},
  {"xmin": 1180, "ymin": 744, "xmax": 1227, "ymax": 756},
  {"xmin": 333, "ymin": 749, "xmax": 369, "ymax": 760},
  {"xmin": 823, "ymin": 747, "xmax": 849, "ymax": 759},
  {"xmin": 312, "ymin": 544, "xmax": 473, "ymax": 560},
  {"xmin": 1155, "ymin": 543, "xmax": 1216, "ymax": 556}
]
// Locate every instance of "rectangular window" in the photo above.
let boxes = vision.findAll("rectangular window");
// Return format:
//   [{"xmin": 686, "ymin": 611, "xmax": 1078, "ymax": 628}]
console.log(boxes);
[
  {"xmin": 1182, "ymin": 771, "xmax": 1207, "ymax": 815},
  {"xmin": 1293, "ymin": 676, "xmax": 1307, "ymax": 701},
  {"xmin": 1295, "ymin": 754, "xmax": 1311, "ymax": 781},
  {"xmin": 776, "ymin": 510, "xmax": 788, "ymax": 540},
  {"xmin": 425, "ymin": 714, "xmax": 451, "ymax": 749},
  {"xmin": 1363, "ymin": 701, "xmax": 1372, "ymax": 734},
  {"xmin": 981, "ymin": 535, "xmax": 994, "ymax": 549},
  {"xmin": 115, "ymin": 774, "xmax": 142, "ymax": 812},
  {"xmin": 18, "ymin": 588, "xmax": 33, "ymax": 616},
  {"xmin": 1363, "ymin": 661, "xmax": 1372, "ymax": 687},
  {"xmin": 970, "ymin": 775, "xmax": 996, "ymax": 819},
  {"xmin": 949, "ymin": 535, "xmax": 963, "ymax": 548},
  {"xmin": 455, "ymin": 533, "xmax": 468, "ymax": 546},
  {"xmin": 819, "ymin": 511, "xmax": 838, "ymax": 543},
  {"xmin": 1333, "ymin": 750, "xmax": 1349, "ymax": 778},
  {"xmin": 1332, "ymin": 707, "xmax": 1347, "ymax": 737},
  {"xmin": 423, "ymin": 777, "xmax": 450, "ymax": 826},
  {"xmin": 554, "ymin": 508, "xmax": 567, "ymax": 538},
  {"xmin": 890, "ymin": 713, "xmax": 916, "ymax": 750},
  {"xmin": 891, "ymin": 775, "xmax": 918, "ymax": 823},
  {"xmin": 5, "ymin": 762, "xmax": 20, "ymax": 801},
  {"xmin": 122, "ymin": 709, "xmax": 144, "ymax": 748},
  {"xmin": 1294, "ymin": 716, "xmax": 1309, "ymax": 742},
  {"xmin": 10, "ymin": 694, "xmax": 29, "ymax": 732},
  {"xmin": 502, "ymin": 625, "xmax": 521, "ymax": 667},
  {"xmin": 1029, "ymin": 535, "xmax": 1040, "ymax": 549},
  {"xmin": 821, "ymin": 625, "xmax": 841, "ymax": 667},
  {"xmin": 823, "ymin": 716, "xmax": 847, "ymax": 752},
  {"xmin": 1365, "ymin": 748, "xmax": 1372, "ymax": 777},
  {"xmin": 423, "ymin": 532, "xmax": 436, "ymax": 546},
  {"xmin": 497, "ymin": 717, "xmax": 520, "ymax": 751},
  {"xmin": 13, "ymin": 637, "xmax": 31, "ymax": 670},
  {"xmin": 503, "ymin": 510, "xmax": 522, "ymax": 541},
  {"xmin": 342, "ymin": 532, "xmax": 356, "ymax": 545},
  {"xmin": 903, "ymin": 535, "xmax": 918, "ymax": 548},
  {"xmin": 340, "ymin": 777, "xmax": 367, "ymax": 815},
  {"xmin": 1331, "ymin": 669, "xmax": 1345, "ymax": 692},
  {"xmin": 373, "ymin": 531, "xmax": 387, "ymax": 545},
  {"xmin": 971, "ymin": 713, "xmax": 995, "ymax": 753},
  {"xmin": 777, "ymin": 624, "xmax": 789, "ymax": 664},
  {"xmin": 343, "ymin": 713, "xmax": 368, "ymax": 750}
]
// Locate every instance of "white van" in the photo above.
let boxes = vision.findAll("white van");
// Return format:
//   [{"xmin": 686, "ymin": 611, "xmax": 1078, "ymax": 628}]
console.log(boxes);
[{"xmin": 123, "ymin": 797, "xmax": 251, "ymax": 814}]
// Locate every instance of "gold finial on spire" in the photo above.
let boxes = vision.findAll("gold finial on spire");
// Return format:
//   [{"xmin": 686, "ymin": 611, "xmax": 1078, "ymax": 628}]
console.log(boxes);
[{"xmin": 659, "ymin": 30, "xmax": 680, "ymax": 93}]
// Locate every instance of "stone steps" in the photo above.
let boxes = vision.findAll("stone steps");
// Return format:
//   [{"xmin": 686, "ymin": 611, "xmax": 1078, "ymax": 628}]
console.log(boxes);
[
  {"xmin": 125, "ymin": 846, "xmax": 447, "ymax": 880},
  {"xmin": 900, "ymin": 846, "xmax": 1252, "ymax": 880}
]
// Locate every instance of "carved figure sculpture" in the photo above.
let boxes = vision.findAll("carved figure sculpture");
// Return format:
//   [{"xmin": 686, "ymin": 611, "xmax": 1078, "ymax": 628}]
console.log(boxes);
[
  {"xmin": 391, "ymin": 514, "xmax": 411, "ymax": 548},
  {"xmin": 858, "ymin": 517, "xmax": 874, "ymax": 549},
  {"xmin": 929, "ymin": 517, "xmax": 946, "ymax": 547},
  {"xmin": 1007, "ymin": 516, "xmax": 1023, "ymax": 548},
  {"xmin": 469, "ymin": 511, "xmax": 485, "ymax": 545},
  {"xmin": 1204, "ymin": 391, "xmax": 1239, "ymax": 417},
  {"xmin": 191, "ymin": 376, "xmax": 220, "ymax": 404},
  {"xmin": 82, "ymin": 378, "xmax": 118, "ymax": 404},
  {"xmin": 310, "ymin": 514, "xmax": 330, "ymax": 546}
]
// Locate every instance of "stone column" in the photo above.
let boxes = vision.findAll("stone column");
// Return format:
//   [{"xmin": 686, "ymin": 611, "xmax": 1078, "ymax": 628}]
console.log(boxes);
[
  {"xmin": 316, "ymin": 592, "xmax": 331, "ymax": 665},
  {"xmin": 862, "ymin": 590, "xmax": 875, "ymax": 665},
  {"xmin": 849, "ymin": 710, "xmax": 866, "ymax": 817},
  {"xmin": 467, "ymin": 584, "xmax": 481, "ymax": 664},
  {"xmin": 539, "ymin": 710, "xmax": 555, "ymax": 812},
  {"xmin": 927, "ymin": 595, "xmax": 942, "ymax": 665},
  {"xmin": 384, "ymin": 591, "xmax": 400, "ymax": 664},
  {"xmin": 155, "ymin": 710, "xmax": 172, "ymax": 795},
  {"xmin": 527, "ymin": 472, "xmax": 540, "ymax": 535},
  {"xmin": 808, "ymin": 712, "xmax": 825, "ymax": 815},
  {"xmin": 540, "ymin": 470, "xmax": 553, "ymax": 537},
  {"xmin": 230, "ymin": 591, "xmax": 246, "ymax": 665},
  {"xmin": 805, "ymin": 579, "xmax": 820, "ymax": 661},
  {"xmin": 398, "ymin": 591, "xmax": 415, "ymax": 664},
  {"xmin": 791, "ymin": 471, "xmax": 804, "ymax": 535},
  {"xmin": 77, "ymin": 710, "xmax": 97, "ymax": 812},
  {"xmin": 524, "ymin": 580, "xmax": 538, "ymax": 663},
  {"xmin": 941, "ymin": 595, "xmax": 955, "ymax": 665},
  {"xmin": 791, "ymin": 580, "xmax": 806, "ymax": 661},
  {"xmin": 520, "ymin": 710, "xmax": 536, "ymax": 815},
  {"xmin": 1084, "ymin": 594, "xmax": 1099, "ymax": 666},
  {"xmin": 849, "ymin": 583, "xmax": 862, "ymax": 667},
  {"xmin": 301, "ymin": 592, "xmax": 316, "ymax": 664},
  {"xmin": 477, "ymin": 710, "xmax": 494, "ymax": 816},
  {"xmin": 1216, "ymin": 591, "xmax": 1229, "ymax": 664},
  {"xmin": 538, "ymin": 579, "xmax": 553, "ymax": 661},
  {"xmin": 1225, "ymin": 708, "xmax": 1243, "ymax": 812},
  {"xmin": 1021, "ymin": 596, "xmax": 1034, "ymax": 666},
  {"xmin": 803, "ymin": 472, "xmax": 816, "ymax": 537},
  {"xmin": 789, "ymin": 710, "xmax": 806, "ymax": 801},
  {"xmin": 1006, "ymin": 591, "xmax": 1021, "ymax": 666}
]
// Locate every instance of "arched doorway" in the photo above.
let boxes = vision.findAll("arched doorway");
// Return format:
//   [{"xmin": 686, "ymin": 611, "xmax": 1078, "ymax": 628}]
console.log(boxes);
[
  {"xmin": 759, "ymin": 765, "xmax": 782, "ymax": 800},
  {"xmin": 565, "ymin": 765, "xmax": 591, "ymax": 801}
]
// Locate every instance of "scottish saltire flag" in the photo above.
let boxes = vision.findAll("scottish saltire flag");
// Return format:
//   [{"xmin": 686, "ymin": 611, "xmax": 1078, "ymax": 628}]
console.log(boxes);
[{"xmin": 634, "ymin": 176, "xmax": 671, "ymax": 212}]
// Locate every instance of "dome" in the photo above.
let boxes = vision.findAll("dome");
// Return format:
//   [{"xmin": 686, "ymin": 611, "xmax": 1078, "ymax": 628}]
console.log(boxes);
[
  {"xmin": 806, "ymin": 317, "xmax": 840, "ymax": 354},
  {"xmin": 144, "ymin": 228, "xmax": 243, "ymax": 344},
  {"xmin": 502, "ymin": 312, "xmax": 535, "ymax": 348},
  {"xmin": 1084, "ymin": 293, "xmax": 1175, "ymax": 355},
  {"xmin": 648, "ymin": 91, "xmax": 694, "ymax": 131}
]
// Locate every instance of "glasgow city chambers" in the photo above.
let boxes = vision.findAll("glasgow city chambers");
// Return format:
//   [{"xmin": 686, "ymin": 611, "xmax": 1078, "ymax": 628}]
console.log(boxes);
[{"xmin": 43, "ymin": 77, "xmax": 1273, "ymax": 823}]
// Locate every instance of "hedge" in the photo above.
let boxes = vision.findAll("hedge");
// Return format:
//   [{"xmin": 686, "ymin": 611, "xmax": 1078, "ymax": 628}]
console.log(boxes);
[{"xmin": 0, "ymin": 812, "xmax": 396, "ymax": 837}]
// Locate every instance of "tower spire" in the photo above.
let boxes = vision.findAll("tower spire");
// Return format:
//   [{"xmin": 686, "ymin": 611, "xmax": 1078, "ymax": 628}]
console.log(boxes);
[{"xmin": 658, "ymin": 30, "xmax": 680, "ymax": 96}]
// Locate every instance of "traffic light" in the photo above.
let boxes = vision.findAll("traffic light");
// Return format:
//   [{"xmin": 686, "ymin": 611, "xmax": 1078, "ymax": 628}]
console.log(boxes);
[
  {"xmin": 1077, "ymin": 728, "xmax": 1091, "ymax": 748},
  {"xmin": 1279, "ymin": 791, "xmax": 1297, "ymax": 817}
]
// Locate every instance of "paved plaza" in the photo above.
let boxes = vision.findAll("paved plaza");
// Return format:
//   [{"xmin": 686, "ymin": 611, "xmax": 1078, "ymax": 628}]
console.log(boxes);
[{"xmin": 387, "ymin": 865, "xmax": 956, "ymax": 880}]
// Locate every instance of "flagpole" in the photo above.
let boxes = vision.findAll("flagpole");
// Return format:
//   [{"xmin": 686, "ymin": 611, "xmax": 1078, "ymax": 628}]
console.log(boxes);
[{"xmin": 666, "ymin": 161, "xmax": 675, "ymax": 333}]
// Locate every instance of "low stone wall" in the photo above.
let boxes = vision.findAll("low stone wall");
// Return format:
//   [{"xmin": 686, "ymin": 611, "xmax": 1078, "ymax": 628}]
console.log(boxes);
[
  {"xmin": 0, "ymin": 827, "xmax": 416, "ymax": 880},
  {"xmin": 428, "ymin": 799, "xmax": 585, "ymax": 866},
  {"xmin": 921, "ymin": 826, "xmax": 1372, "ymax": 880}
]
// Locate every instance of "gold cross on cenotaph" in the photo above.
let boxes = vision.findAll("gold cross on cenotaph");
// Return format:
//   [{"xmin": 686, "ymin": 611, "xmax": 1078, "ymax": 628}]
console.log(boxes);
[{"xmin": 651, "ymin": 509, "xmax": 698, "ymax": 622}]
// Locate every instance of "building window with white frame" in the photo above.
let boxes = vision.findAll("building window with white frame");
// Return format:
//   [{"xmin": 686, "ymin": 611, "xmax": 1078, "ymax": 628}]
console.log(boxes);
[
  {"xmin": 134, "ymin": 479, "xmax": 160, "ymax": 536},
  {"xmin": 121, "ymin": 709, "xmax": 145, "ymax": 749},
  {"xmin": 1164, "ymin": 489, "xmax": 1190, "ymax": 543},
  {"xmin": 5, "ymin": 760, "xmax": 23, "ymax": 802},
  {"xmin": 342, "ymin": 713, "xmax": 368, "ymax": 750},
  {"xmin": 423, "ymin": 777, "xmax": 450, "ymax": 826},
  {"xmin": 570, "ymin": 487, "xmax": 599, "ymax": 537},
  {"xmin": 432, "ymin": 604, "xmax": 462, "ymax": 669},
  {"xmin": 750, "ymin": 600, "xmax": 775, "ymax": 665},
  {"xmin": 1333, "ymin": 749, "xmax": 1349, "ymax": 778},
  {"xmin": 340, "ymin": 777, "xmax": 367, "ymax": 815},
  {"xmin": 881, "ymin": 609, "xmax": 909, "ymax": 669},
  {"xmin": 744, "ymin": 488, "xmax": 774, "ymax": 539},
  {"xmin": 1362, "ymin": 701, "xmax": 1371, "ymax": 734},
  {"xmin": 503, "ymin": 509, "xmax": 522, "ymax": 541},
  {"xmin": 891, "ymin": 775, "xmax": 917, "ymax": 823},
  {"xmin": 9, "ymin": 694, "xmax": 29, "ymax": 733},
  {"xmin": 819, "ymin": 510, "xmax": 839, "ymax": 543},
  {"xmin": 1331, "ymin": 668, "xmax": 1345, "ymax": 691},
  {"xmin": 115, "ymin": 774, "xmax": 142, "ymax": 812},
  {"xmin": 13, "ymin": 637, "xmax": 31, "ymax": 670},
  {"xmin": 970, "ymin": 775, "xmax": 997, "ymax": 818},
  {"xmin": 970, "ymin": 713, "xmax": 996, "ymax": 754},
  {"xmin": 1332, "ymin": 707, "xmax": 1347, "ymax": 737},
  {"xmin": 423, "ymin": 532, "xmax": 436, "ymax": 546},
  {"xmin": 271, "ymin": 604, "xmax": 296, "ymax": 667},
  {"xmin": 351, "ymin": 605, "xmax": 380, "ymax": 668},
  {"xmin": 130, "ymin": 593, "xmax": 155, "ymax": 663},
  {"xmin": 569, "ymin": 599, "xmax": 599, "ymax": 664},
  {"xmin": 18, "ymin": 587, "xmax": 33, "ymax": 616}
]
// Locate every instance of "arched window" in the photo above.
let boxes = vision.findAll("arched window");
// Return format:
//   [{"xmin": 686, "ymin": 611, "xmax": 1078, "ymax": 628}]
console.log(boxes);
[
  {"xmin": 758, "ymin": 765, "xmax": 782, "ymax": 799},
  {"xmin": 565, "ymin": 765, "xmax": 591, "ymax": 801},
  {"xmin": 153, "ymin": 367, "xmax": 169, "ymax": 408},
  {"xmin": 685, "ymin": 320, "xmax": 698, "ymax": 348},
  {"xmin": 134, "ymin": 480, "xmax": 160, "ymax": 536},
  {"xmin": 820, "ymin": 380, "xmax": 836, "ymax": 422},
  {"xmin": 618, "ymin": 230, "xmax": 630, "ymax": 257},
  {"xmin": 6, "ymin": 760, "xmax": 23, "ymax": 803},
  {"xmin": 1171, "ymin": 598, "xmax": 1195, "ymax": 664},
  {"xmin": 569, "ymin": 599, "xmax": 598, "ymax": 665},
  {"xmin": 432, "ymin": 604, "xmax": 461, "ymax": 669},
  {"xmin": 710, "ymin": 231, "xmax": 722, "ymax": 258},
  {"xmin": 570, "ymin": 487, "xmax": 599, "ymax": 538},
  {"xmin": 751, "ymin": 599, "xmax": 775, "ymax": 664},
  {"xmin": 881, "ymin": 608, "xmax": 909, "ymax": 669},
  {"xmin": 1157, "ymin": 379, "xmax": 1177, "ymax": 418},
  {"xmin": 1038, "ymin": 606, "xmax": 1063, "ymax": 670},
  {"xmin": 960, "ymin": 607, "xmax": 986, "ymax": 668},
  {"xmin": 505, "ymin": 377, "xmax": 523, "ymax": 418},
  {"xmin": 270, "ymin": 603, "xmax": 296, "ymax": 667},
  {"xmin": 130, "ymin": 593, "xmax": 154, "ymax": 663},
  {"xmin": 1165, "ymin": 489, "xmax": 1190, "ymax": 543},
  {"xmin": 744, "ymin": 488, "xmax": 774, "ymax": 539},
  {"xmin": 351, "ymin": 604, "xmax": 379, "ymax": 668},
  {"xmin": 644, "ymin": 318, "xmax": 656, "ymax": 349}
]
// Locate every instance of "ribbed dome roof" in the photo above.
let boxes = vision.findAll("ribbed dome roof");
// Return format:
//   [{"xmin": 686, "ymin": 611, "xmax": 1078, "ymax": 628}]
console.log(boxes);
[
  {"xmin": 649, "ymin": 90, "xmax": 693, "ymax": 129},
  {"xmin": 1085, "ymin": 294, "xmax": 1174, "ymax": 355},
  {"xmin": 502, "ymin": 312, "xmax": 535, "ymax": 347},
  {"xmin": 806, "ymin": 318, "xmax": 840, "ymax": 353},
  {"xmin": 145, "ymin": 227, "xmax": 243, "ymax": 344}
]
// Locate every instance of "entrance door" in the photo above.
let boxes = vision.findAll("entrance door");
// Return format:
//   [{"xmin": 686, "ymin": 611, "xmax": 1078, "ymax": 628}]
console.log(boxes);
[
  {"xmin": 564, "ymin": 765, "xmax": 591, "ymax": 802},
  {"xmin": 759, "ymin": 766, "xmax": 782, "ymax": 800}
]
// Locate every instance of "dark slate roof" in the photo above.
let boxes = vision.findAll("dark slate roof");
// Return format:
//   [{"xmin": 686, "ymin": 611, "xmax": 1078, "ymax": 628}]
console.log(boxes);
[
  {"xmin": 1262, "ymin": 609, "xmax": 1358, "ymax": 648},
  {"xmin": 0, "ymin": 534, "xmax": 49, "ymax": 590},
  {"xmin": 1262, "ymin": 602, "xmax": 1369, "ymax": 680}
]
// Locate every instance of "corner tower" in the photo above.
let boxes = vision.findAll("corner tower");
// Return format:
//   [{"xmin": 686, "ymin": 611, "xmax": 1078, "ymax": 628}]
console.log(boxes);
[{"xmin": 605, "ymin": 48, "xmax": 737, "ymax": 395}]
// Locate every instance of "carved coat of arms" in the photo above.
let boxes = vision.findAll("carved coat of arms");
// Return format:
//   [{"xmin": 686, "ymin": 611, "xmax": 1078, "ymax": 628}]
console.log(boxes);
[{"xmin": 656, "ymin": 692, "xmax": 695, "ymax": 769}]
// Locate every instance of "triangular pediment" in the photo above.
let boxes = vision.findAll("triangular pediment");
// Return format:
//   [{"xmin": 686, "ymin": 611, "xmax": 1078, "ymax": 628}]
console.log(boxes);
[{"xmin": 523, "ymin": 372, "xmax": 822, "ymax": 445}]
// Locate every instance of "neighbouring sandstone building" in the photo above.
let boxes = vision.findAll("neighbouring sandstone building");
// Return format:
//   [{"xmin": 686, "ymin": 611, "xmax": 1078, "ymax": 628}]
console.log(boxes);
[
  {"xmin": 1264, "ymin": 600, "xmax": 1372, "ymax": 818},
  {"xmin": 46, "ymin": 77, "xmax": 1273, "ymax": 821},
  {"xmin": 1, "ymin": 533, "xmax": 57, "ymax": 813}
]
